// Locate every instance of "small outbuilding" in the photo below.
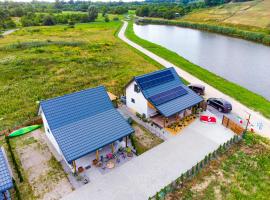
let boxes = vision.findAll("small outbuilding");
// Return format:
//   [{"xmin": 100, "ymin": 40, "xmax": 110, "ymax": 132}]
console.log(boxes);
[
  {"xmin": 0, "ymin": 147, "xmax": 13, "ymax": 200},
  {"xmin": 39, "ymin": 86, "xmax": 134, "ymax": 172}
]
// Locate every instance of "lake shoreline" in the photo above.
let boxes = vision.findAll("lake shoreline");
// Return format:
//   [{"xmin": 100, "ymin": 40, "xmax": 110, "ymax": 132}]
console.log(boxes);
[
  {"xmin": 125, "ymin": 20, "xmax": 270, "ymax": 119},
  {"xmin": 136, "ymin": 18, "xmax": 270, "ymax": 46}
]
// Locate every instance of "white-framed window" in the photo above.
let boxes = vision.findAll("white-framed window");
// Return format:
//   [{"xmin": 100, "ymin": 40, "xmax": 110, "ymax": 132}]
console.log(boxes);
[{"xmin": 131, "ymin": 98, "xmax": 135, "ymax": 103}]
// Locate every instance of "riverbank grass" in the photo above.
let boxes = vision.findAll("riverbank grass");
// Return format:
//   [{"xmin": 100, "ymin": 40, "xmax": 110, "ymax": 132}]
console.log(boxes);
[{"xmin": 125, "ymin": 21, "xmax": 270, "ymax": 119}]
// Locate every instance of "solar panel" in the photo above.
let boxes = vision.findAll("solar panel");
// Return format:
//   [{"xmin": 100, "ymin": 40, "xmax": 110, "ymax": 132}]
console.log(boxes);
[
  {"xmin": 149, "ymin": 86, "xmax": 188, "ymax": 106},
  {"xmin": 136, "ymin": 70, "xmax": 174, "ymax": 90}
]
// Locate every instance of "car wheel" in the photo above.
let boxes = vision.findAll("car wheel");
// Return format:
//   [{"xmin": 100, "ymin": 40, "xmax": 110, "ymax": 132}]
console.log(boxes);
[{"xmin": 218, "ymin": 107, "xmax": 223, "ymax": 112}]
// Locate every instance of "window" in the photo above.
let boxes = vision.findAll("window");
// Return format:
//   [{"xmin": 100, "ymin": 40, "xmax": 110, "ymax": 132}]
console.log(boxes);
[
  {"xmin": 134, "ymin": 84, "xmax": 140, "ymax": 93},
  {"xmin": 131, "ymin": 98, "xmax": 135, "ymax": 103}
]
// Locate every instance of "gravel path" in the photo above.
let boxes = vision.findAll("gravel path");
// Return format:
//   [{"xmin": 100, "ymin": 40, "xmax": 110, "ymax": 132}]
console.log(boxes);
[
  {"xmin": 118, "ymin": 21, "xmax": 270, "ymax": 138},
  {"xmin": 1, "ymin": 29, "xmax": 18, "ymax": 36}
]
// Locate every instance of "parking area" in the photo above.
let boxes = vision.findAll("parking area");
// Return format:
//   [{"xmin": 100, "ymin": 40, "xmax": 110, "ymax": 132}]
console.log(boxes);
[{"xmin": 63, "ymin": 116, "xmax": 235, "ymax": 200}]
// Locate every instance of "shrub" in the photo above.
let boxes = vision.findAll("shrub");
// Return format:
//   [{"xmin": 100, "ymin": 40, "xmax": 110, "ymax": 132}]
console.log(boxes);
[
  {"xmin": 42, "ymin": 15, "xmax": 56, "ymax": 26},
  {"xmin": 104, "ymin": 15, "xmax": 110, "ymax": 23},
  {"xmin": 113, "ymin": 17, "xmax": 119, "ymax": 21}
]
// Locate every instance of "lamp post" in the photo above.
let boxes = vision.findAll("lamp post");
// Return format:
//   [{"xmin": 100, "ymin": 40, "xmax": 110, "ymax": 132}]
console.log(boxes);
[{"xmin": 244, "ymin": 112, "xmax": 251, "ymax": 138}]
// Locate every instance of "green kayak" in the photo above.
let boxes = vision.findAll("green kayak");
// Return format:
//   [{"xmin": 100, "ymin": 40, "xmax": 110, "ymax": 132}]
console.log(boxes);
[{"xmin": 8, "ymin": 125, "xmax": 41, "ymax": 138}]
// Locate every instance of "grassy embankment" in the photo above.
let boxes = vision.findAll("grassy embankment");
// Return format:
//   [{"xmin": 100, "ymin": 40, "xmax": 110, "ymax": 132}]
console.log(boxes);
[
  {"xmin": 0, "ymin": 17, "xmax": 164, "ymax": 131},
  {"xmin": 125, "ymin": 21, "xmax": 270, "ymax": 119},
  {"xmin": 166, "ymin": 132, "xmax": 270, "ymax": 199}
]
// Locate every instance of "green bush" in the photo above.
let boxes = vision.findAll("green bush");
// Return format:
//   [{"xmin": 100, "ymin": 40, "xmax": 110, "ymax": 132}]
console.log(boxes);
[
  {"xmin": 104, "ymin": 15, "xmax": 110, "ymax": 23},
  {"xmin": 113, "ymin": 17, "xmax": 119, "ymax": 21}
]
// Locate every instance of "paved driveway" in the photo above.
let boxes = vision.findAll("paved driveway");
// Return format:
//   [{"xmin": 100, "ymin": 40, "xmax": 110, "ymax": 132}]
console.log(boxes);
[{"xmin": 62, "ymin": 118, "xmax": 234, "ymax": 200}]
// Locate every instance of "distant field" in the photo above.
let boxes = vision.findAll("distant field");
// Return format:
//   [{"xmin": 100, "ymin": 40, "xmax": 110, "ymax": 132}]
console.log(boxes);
[
  {"xmin": 0, "ymin": 19, "xmax": 161, "ymax": 130},
  {"xmin": 181, "ymin": 0, "xmax": 270, "ymax": 32}
]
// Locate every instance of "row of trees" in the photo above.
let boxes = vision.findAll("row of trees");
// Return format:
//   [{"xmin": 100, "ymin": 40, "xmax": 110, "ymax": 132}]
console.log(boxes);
[
  {"xmin": 136, "ymin": 3, "xmax": 205, "ymax": 19},
  {"xmin": 0, "ymin": 8, "xmax": 16, "ymax": 30},
  {"xmin": 21, "ymin": 6, "xmax": 98, "ymax": 27}
]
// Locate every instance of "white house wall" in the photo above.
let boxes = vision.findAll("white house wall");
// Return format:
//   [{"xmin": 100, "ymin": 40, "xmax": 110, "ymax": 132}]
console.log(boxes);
[
  {"xmin": 40, "ymin": 109, "xmax": 63, "ymax": 158},
  {"xmin": 40, "ymin": 109, "xmax": 82, "ymax": 172},
  {"xmin": 126, "ymin": 80, "xmax": 151, "ymax": 118}
]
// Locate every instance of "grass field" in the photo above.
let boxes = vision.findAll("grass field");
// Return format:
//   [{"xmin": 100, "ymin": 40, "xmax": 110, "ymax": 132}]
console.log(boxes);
[
  {"xmin": 181, "ymin": 0, "xmax": 270, "ymax": 33},
  {"xmin": 166, "ymin": 132, "xmax": 270, "ymax": 199},
  {"xmin": 125, "ymin": 21, "xmax": 270, "ymax": 119},
  {"xmin": 0, "ymin": 19, "xmax": 162, "ymax": 131}
]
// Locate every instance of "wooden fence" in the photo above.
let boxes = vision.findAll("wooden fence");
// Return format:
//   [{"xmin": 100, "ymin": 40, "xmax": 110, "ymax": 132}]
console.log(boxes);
[{"xmin": 222, "ymin": 115, "xmax": 244, "ymax": 135}]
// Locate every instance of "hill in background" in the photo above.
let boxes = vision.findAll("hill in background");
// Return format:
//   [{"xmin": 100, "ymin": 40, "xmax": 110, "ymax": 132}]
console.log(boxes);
[{"xmin": 182, "ymin": 0, "xmax": 270, "ymax": 30}]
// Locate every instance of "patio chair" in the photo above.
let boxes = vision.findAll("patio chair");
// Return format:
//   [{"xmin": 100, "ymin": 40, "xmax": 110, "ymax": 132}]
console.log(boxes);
[{"xmin": 83, "ymin": 175, "xmax": 90, "ymax": 184}]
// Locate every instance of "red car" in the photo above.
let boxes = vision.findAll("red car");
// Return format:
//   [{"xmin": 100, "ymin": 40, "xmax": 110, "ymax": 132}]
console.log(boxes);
[{"xmin": 200, "ymin": 115, "xmax": 217, "ymax": 123}]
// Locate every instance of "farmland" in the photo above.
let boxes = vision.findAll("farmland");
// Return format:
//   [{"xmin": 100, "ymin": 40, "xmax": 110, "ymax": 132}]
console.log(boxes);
[
  {"xmin": 181, "ymin": 0, "xmax": 270, "ymax": 33},
  {"xmin": 0, "ymin": 19, "xmax": 161, "ymax": 131}
]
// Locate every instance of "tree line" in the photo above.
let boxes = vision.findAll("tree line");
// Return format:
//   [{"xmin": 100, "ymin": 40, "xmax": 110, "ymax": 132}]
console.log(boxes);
[
  {"xmin": 135, "ymin": 2, "xmax": 205, "ymax": 19},
  {"xmin": 0, "ymin": 0, "xmax": 252, "ymax": 30}
]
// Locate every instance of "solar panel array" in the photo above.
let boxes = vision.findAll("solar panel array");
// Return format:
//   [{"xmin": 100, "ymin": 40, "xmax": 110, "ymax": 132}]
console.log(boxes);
[
  {"xmin": 136, "ymin": 70, "xmax": 174, "ymax": 90},
  {"xmin": 149, "ymin": 86, "xmax": 188, "ymax": 106}
]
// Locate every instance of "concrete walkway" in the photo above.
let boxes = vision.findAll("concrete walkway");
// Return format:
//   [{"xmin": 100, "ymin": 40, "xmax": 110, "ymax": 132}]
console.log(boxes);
[
  {"xmin": 118, "ymin": 21, "xmax": 270, "ymax": 138},
  {"xmin": 62, "ymin": 119, "xmax": 234, "ymax": 200}
]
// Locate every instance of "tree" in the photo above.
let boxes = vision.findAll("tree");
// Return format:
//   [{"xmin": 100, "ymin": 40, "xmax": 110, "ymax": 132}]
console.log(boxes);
[
  {"xmin": 43, "ymin": 15, "xmax": 55, "ymax": 26},
  {"xmin": 88, "ymin": 5, "xmax": 98, "ymax": 22},
  {"xmin": 104, "ymin": 15, "xmax": 110, "ymax": 22}
]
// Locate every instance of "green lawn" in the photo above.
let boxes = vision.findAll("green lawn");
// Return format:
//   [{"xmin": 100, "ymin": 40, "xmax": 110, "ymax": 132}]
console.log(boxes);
[
  {"xmin": 125, "ymin": 21, "xmax": 270, "ymax": 119},
  {"xmin": 0, "ymin": 20, "xmax": 161, "ymax": 131},
  {"xmin": 167, "ymin": 132, "xmax": 270, "ymax": 199}
]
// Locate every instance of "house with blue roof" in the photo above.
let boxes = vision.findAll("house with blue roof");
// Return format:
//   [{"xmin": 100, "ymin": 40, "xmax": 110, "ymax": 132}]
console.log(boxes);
[
  {"xmin": 126, "ymin": 68, "xmax": 203, "ymax": 127},
  {"xmin": 39, "ymin": 86, "xmax": 134, "ymax": 172},
  {"xmin": 0, "ymin": 147, "xmax": 13, "ymax": 200}
]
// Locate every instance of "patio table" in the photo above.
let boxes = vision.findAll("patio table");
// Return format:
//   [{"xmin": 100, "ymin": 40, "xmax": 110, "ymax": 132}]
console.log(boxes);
[{"xmin": 106, "ymin": 161, "xmax": 115, "ymax": 169}]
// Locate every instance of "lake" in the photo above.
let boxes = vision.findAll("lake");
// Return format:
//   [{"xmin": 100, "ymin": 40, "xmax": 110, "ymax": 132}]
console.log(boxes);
[{"xmin": 133, "ymin": 24, "xmax": 270, "ymax": 101}]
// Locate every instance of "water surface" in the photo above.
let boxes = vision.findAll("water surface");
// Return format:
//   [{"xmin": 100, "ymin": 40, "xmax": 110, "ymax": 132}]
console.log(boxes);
[{"xmin": 134, "ymin": 24, "xmax": 270, "ymax": 100}]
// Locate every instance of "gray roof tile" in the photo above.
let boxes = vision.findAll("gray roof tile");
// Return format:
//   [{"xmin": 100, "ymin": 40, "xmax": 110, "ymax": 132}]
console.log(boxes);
[{"xmin": 0, "ymin": 147, "xmax": 13, "ymax": 193}]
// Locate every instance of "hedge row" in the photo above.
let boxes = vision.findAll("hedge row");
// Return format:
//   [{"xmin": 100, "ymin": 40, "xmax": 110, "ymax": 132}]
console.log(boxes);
[{"xmin": 137, "ymin": 18, "xmax": 270, "ymax": 46}]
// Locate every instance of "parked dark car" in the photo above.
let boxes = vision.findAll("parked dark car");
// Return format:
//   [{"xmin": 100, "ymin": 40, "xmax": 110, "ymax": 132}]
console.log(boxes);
[
  {"xmin": 207, "ymin": 98, "xmax": 232, "ymax": 113},
  {"xmin": 120, "ymin": 96, "xmax": 126, "ymax": 104},
  {"xmin": 188, "ymin": 84, "xmax": 205, "ymax": 95}
]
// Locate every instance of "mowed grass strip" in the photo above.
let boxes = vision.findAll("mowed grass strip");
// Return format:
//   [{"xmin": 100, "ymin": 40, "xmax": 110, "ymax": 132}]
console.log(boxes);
[
  {"xmin": 125, "ymin": 21, "xmax": 270, "ymax": 119},
  {"xmin": 0, "ymin": 20, "xmax": 161, "ymax": 130}
]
